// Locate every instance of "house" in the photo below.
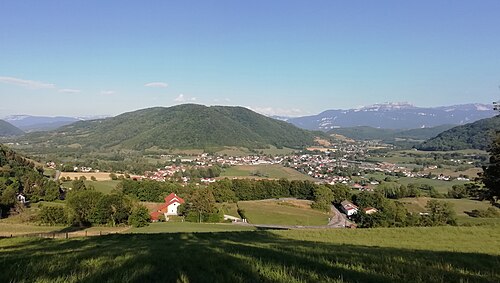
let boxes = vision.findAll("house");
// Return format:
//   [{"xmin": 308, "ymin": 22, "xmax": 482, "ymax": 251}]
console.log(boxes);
[
  {"xmin": 16, "ymin": 194, "xmax": 26, "ymax": 204},
  {"xmin": 363, "ymin": 207, "xmax": 378, "ymax": 215},
  {"xmin": 340, "ymin": 200, "xmax": 358, "ymax": 217},
  {"xmin": 150, "ymin": 193, "xmax": 185, "ymax": 221}
]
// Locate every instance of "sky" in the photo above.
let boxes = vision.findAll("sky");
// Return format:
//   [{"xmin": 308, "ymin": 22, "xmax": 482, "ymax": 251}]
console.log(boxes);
[{"xmin": 1, "ymin": 1, "xmax": 499, "ymax": 117}]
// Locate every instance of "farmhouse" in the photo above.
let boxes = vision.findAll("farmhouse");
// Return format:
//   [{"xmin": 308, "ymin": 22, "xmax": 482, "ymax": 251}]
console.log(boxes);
[
  {"xmin": 150, "ymin": 193, "xmax": 185, "ymax": 221},
  {"xmin": 340, "ymin": 200, "xmax": 358, "ymax": 217},
  {"xmin": 363, "ymin": 207, "xmax": 378, "ymax": 215}
]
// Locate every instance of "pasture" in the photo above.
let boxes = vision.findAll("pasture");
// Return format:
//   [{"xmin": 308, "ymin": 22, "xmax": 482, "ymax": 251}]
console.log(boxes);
[
  {"xmin": 0, "ymin": 226, "xmax": 498, "ymax": 282},
  {"xmin": 237, "ymin": 199, "xmax": 330, "ymax": 226},
  {"xmin": 221, "ymin": 164, "xmax": 314, "ymax": 181}
]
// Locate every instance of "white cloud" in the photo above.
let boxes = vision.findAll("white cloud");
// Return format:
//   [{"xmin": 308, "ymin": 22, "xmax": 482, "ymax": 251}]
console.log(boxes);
[
  {"xmin": 0, "ymin": 76, "xmax": 56, "ymax": 89},
  {"xmin": 174, "ymin": 94, "xmax": 197, "ymax": 102},
  {"xmin": 100, "ymin": 90, "xmax": 116, "ymax": 95},
  {"xmin": 59, "ymin": 88, "xmax": 81, "ymax": 94},
  {"xmin": 248, "ymin": 106, "xmax": 304, "ymax": 117},
  {"xmin": 144, "ymin": 82, "xmax": 168, "ymax": 88}
]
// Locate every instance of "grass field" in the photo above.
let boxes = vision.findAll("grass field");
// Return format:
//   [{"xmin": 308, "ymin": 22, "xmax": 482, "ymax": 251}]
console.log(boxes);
[
  {"xmin": 0, "ymin": 226, "xmax": 498, "ymax": 282},
  {"xmin": 399, "ymin": 197, "xmax": 497, "ymax": 216},
  {"xmin": 127, "ymin": 222, "xmax": 256, "ymax": 233},
  {"xmin": 397, "ymin": 177, "xmax": 467, "ymax": 194},
  {"xmin": 221, "ymin": 164, "xmax": 314, "ymax": 181},
  {"xmin": 238, "ymin": 199, "xmax": 330, "ymax": 226}
]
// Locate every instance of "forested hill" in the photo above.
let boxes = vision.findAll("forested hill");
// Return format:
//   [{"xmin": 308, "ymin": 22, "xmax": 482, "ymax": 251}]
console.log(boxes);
[
  {"xmin": 0, "ymin": 120, "xmax": 24, "ymax": 137},
  {"xmin": 0, "ymin": 145, "xmax": 60, "ymax": 217},
  {"xmin": 417, "ymin": 115, "xmax": 500, "ymax": 151},
  {"xmin": 24, "ymin": 104, "xmax": 319, "ymax": 150}
]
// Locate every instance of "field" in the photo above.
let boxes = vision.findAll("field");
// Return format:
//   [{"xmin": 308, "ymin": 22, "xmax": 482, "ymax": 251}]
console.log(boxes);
[
  {"xmin": 399, "ymin": 197, "xmax": 500, "ymax": 224},
  {"xmin": 238, "ymin": 199, "xmax": 330, "ymax": 226},
  {"xmin": 0, "ymin": 226, "xmax": 498, "ymax": 282},
  {"xmin": 397, "ymin": 177, "xmax": 467, "ymax": 194},
  {"xmin": 59, "ymin": 172, "xmax": 125, "ymax": 181},
  {"xmin": 221, "ymin": 164, "xmax": 314, "ymax": 181}
]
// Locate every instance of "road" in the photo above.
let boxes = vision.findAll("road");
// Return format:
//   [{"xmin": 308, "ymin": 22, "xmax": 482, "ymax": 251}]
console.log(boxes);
[
  {"xmin": 328, "ymin": 205, "xmax": 353, "ymax": 228},
  {"xmin": 54, "ymin": 170, "xmax": 61, "ymax": 181}
]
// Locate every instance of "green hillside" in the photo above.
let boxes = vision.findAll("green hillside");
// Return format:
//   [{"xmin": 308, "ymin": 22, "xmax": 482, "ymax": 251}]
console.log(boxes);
[
  {"xmin": 418, "ymin": 115, "xmax": 500, "ymax": 151},
  {"xmin": 0, "ymin": 120, "xmax": 24, "ymax": 137},
  {"xmin": 328, "ymin": 125, "xmax": 454, "ymax": 141},
  {"xmin": 23, "ymin": 104, "xmax": 318, "ymax": 150}
]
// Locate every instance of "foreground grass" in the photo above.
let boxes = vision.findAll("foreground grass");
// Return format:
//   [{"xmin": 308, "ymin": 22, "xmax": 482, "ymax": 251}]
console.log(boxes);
[
  {"xmin": 238, "ymin": 199, "xmax": 330, "ymax": 226},
  {"xmin": 0, "ymin": 226, "xmax": 499, "ymax": 282}
]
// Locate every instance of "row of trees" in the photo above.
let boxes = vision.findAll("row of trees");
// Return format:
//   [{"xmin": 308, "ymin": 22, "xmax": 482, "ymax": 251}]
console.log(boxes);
[{"xmin": 39, "ymin": 189, "xmax": 149, "ymax": 227}]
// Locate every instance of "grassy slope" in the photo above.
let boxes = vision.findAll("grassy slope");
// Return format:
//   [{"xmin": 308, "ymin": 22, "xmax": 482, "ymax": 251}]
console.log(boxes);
[
  {"xmin": 221, "ymin": 165, "xmax": 314, "ymax": 181},
  {"xmin": 238, "ymin": 200, "xmax": 330, "ymax": 226},
  {"xmin": 0, "ymin": 226, "xmax": 499, "ymax": 282},
  {"xmin": 127, "ymin": 222, "xmax": 256, "ymax": 233}
]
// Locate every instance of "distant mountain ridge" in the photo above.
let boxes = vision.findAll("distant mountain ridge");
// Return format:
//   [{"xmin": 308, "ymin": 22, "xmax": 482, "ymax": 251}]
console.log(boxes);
[
  {"xmin": 4, "ymin": 115, "xmax": 108, "ymax": 132},
  {"xmin": 287, "ymin": 103, "xmax": 496, "ymax": 130},
  {"xmin": 418, "ymin": 115, "xmax": 500, "ymax": 151},
  {"xmin": 328, "ymin": 125, "xmax": 456, "ymax": 142},
  {"xmin": 21, "ymin": 104, "xmax": 318, "ymax": 150},
  {"xmin": 0, "ymin": 120, "xmax": 24, "ymax": 137}
]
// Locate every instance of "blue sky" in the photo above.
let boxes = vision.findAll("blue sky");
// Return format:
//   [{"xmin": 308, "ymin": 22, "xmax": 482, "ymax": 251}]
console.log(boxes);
[{"xmin": 1, "ymin": 1, "xmax": 499, "ymax": 117}]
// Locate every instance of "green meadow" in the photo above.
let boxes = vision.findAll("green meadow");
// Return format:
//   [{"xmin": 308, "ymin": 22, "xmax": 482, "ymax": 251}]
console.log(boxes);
[{"xmin": 0, "ymin": 226, "xmax": 499, "ymax": 282}]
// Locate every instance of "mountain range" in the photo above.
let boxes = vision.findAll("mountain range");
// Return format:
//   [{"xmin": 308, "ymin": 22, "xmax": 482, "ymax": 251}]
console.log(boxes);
[
  {"xmin": 0, "ymin": 120, "xmax": 24, "ymax": 137},
  {"xmin": 3, "ymin": 115, "xmax": 108, "ymax": 132},
  {"xmin": 328, "ymin": 125, "xmax": 456, "ymax": 142},
  {"xmin": 286, "ymin": 103, "xmax": 496, "ymax": 130},
  {"xmin": 21, "ymin": 104, "xmax": 318, "ymax": 150}
]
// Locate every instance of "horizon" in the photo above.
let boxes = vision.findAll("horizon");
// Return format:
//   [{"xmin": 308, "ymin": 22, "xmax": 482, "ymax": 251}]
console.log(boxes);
[{"xmin": 1, "ymin": 1, "xmax": 499, "ymax": 117}]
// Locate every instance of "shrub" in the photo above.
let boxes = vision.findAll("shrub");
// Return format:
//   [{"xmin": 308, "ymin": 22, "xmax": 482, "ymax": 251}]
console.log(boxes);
[{"xmin": 39, "ymin": 206, "xmax": 68, "ymax": 225}]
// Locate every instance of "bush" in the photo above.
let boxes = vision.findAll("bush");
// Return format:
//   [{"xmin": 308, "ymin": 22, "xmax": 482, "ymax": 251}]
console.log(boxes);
[
  {"xmin": 109, "ymin": 173, "xmax": 118, "ymax": 180},
  {"xmin": 39, "ymin": 206, "xmax": 68, "ymax": 225},
  {"xmin": 128, "ymin": 205, "xmax": 150, "ymax": 227},
  {"xmin": 468, "ymin": 207, "xmax": 500, "ymax": 218}
]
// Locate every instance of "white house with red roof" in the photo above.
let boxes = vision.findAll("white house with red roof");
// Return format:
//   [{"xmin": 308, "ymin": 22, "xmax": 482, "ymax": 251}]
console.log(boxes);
[
  {"xmin": 340, "ymin": 200, "xmax": 358, "ymax": 217},
  {"xmin": 150, "ymin": 193, "xmax": 185, "ymax": 221}
]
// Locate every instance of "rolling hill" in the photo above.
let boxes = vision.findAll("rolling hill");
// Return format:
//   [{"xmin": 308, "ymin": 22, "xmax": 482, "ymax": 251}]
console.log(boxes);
[
  {"xmin": 418, "ymin": 115, "xmax": 500, "ymax": 151},
  {"xmin": 287, "ymin": 103, "xmax": 496, "ymax": 130},
  {"xmin": 22, "ymin": 104, "xmax": 319, "ymax": 150},
  {"xmin": 0, "ymin": 120, "xmax": 24, "ymax": 137}
]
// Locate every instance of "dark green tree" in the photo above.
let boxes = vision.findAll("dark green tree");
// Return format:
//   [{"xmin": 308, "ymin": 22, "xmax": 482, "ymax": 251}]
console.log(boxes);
[{"xmin": 482, "ymin": 131, "xmax": 500, "ymax": 203}]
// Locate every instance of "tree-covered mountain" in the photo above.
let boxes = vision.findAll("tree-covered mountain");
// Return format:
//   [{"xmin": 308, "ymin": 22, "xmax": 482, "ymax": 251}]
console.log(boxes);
[
  {"xmin": 328, "ymin": 125, "xmax": 455, "ymax": 141},
  {"xmin": 418, "ymin": 115, "xmax": 500, "ymax": 151},
  {"xmin": 23, "ymin": 104, "xmax": 319, "ymax": 150},
  {"xmin": 0, "ymin": 120, "xmax": 24, "ymax": 137},
  {"xmin": 288, "ymin": 103, "xmax": 496, "ymax": 130}
]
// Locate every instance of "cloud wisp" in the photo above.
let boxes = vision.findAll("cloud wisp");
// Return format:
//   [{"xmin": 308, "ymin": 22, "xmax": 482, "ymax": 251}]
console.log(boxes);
[
  {"xmin": 144, "ymin": 82, "xmax": 168, "ymax": 88},
  {"xmin": 59, "ymin": 88, "xmax": 81, "ymax": 94},
  {"xmin": 174, "ymin": 94, "xmax": 197, "ymax": 102},
  {"xmin": 100, "ymin": 90, "xmax": 116, "ymax": 95},
  {"xmin": 0, "ymin": 76, "xmax": 56, "ymax": 89}
]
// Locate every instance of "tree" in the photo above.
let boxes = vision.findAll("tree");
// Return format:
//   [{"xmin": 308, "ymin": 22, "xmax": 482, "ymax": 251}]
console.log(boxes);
[
  {"xmin": 425, "ymin": 199, "xmax": 457, "ymax": 226},
  {"xmin": 39, "ymin": 205, "xmax": 68, "ymax": 225},
  {"xmin": 189, "ymin": 187, "xmax": 216, "ymax": 222},
  {"xmin": 91, "ymin": 194, "xmax": 131, "ymax": 226},
  {"xmin": 128, "ymin": 205, "xmax": 150, "ymax": 227},
  {"xmin": 311, "ymin": 185, "xmax": 334, "ymax": 212},
  {"xmin": 482, "ymin": 131, "xmax": 500, "ymax": 203},
  {"xmin": 66, "ymin": 190, "xmax": 103, "ymax": 226}
]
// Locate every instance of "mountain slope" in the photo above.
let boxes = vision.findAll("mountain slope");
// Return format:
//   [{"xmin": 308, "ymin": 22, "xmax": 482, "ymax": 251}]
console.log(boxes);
[
  {"xmin": 0, "ymin": 120, "xmax": 24, "ymax": 137},
  {"xmin": 417, "ymin": 115, "xmax": 500, "ymax": 151},
  {"xmin": 288, "ymin": 103, "xmax": 496, "ymax": 130},
  {"xmin": 24, "ymin": 104, "xmax": 318, "ymax": 150}
]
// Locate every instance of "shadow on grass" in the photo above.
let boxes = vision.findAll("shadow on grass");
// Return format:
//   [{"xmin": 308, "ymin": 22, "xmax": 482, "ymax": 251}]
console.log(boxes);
[{"xmin": 0, "ymin": 231, "xmax": 498, "ymax": 283}]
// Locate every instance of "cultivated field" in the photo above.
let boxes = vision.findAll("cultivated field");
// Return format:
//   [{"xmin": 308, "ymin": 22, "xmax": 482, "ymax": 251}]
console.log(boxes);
[
  {"xmin": 221, "ymin": 164, "xmax": 314, "ymax": 181},
  {"xmin": 59, "ymin": 172, "xmax": 125, "ymax": 181},
  {"xmin": 0, "ymin": 226, "xmax": 498, "ymax": 282},
  {"xmin": 237, "ymin": 199, "xmax": 330, "ymax": 226}
]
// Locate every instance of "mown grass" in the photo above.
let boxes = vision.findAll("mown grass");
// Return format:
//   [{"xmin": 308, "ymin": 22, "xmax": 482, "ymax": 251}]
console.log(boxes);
[
  {"xmin": 86, "ymin": 180, "xmax": 120, "ymax": 194},
  {"xmin": 221, "ymin": 164, "xmax": 314, "ymax": 181},
  {"xmin": 238, "ymin": 200, "xmax": 330, "ymax": 226},
  {"xmin": 0, "ymin": 226, "xmax": 498, "ymax": 282},
  {"xmin": 126, "ymin": 222, "xmax": 256, "ymax": 233}
]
